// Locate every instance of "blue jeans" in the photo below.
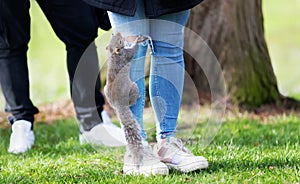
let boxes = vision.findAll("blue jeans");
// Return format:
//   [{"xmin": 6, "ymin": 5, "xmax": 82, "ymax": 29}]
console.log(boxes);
[{"xmin": 108, "ymin": 1, "xmax": 190, "ymax": 141}]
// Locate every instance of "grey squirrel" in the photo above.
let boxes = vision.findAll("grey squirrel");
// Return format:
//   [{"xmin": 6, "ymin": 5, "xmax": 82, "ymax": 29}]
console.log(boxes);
[{"xmin": 104, "ymin": 32, "xmax": 146, "ymax": 166}]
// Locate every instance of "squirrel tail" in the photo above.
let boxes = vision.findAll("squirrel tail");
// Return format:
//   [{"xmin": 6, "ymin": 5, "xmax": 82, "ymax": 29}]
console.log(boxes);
[{"xmin": 116, "ymin": 106, "xmax": 143, "ymax": 166}]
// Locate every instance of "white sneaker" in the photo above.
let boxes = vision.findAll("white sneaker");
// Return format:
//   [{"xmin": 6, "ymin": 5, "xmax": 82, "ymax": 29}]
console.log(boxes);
[
  {"xmin": 123, "ymin": 143, "xmax": 169, "ymax": 176},
  {"xmin": 8, "ymin": 120, "xmax": 34, "ymax": 154},
  {"xmin": 153, "ymin": 137, "xmax": 208, "ymax": 172},
  {"xmin": 79, "ymin": 123, "xmax": 127, "ymax": 147}
]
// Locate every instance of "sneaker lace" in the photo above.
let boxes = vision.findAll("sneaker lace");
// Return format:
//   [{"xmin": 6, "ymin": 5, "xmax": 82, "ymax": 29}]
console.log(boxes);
[{"xmin": 170, "ymin": 138, "xmax": 192, "ymax": 155}]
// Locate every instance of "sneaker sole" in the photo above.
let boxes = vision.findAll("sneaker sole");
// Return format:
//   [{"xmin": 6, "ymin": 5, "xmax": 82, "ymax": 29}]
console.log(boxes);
[
  {"xmin": 8, "ymin": 144, "xmax": 33, "ymax": 154},
  {"xmin": 166, "ymin": 160, "xmax": 209, "ymax": 172},
  {"xmin": 123, "ymin": 165, "xmax": 169, "ymax": 176}
]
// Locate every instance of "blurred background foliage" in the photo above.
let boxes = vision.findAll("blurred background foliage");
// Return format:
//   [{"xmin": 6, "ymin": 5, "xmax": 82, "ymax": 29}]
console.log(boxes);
[{"xmin": 263, "ymin": 0, "xmax": 300, "ymax": 99}]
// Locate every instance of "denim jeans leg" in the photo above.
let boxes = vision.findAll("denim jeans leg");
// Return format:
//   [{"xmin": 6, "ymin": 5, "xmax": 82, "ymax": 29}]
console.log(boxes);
[
  {"xmin": 149, "ymin": 10, "xmax": 190, "ymax": 140},
  {"xmin": 150, "ymin": 41, "xmax": 185, "ymax": 140},
  {"xmin": 108, "ymin": 0, "xmax": 148, "ymax": 37},
  {"xmin": 108, "ymin": 2, "xmax": 190, "ymax": 141},
  {"xmin": 129, "ymin": 43, "xmax": 148, "ymax": 139}
]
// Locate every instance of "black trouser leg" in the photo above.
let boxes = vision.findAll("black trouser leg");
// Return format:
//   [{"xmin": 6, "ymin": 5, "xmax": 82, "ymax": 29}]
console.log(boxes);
[
  {"xmin": 0, "ymin": 0, "xmax": 38, "ymax": 127},
  {"xmin": 37, "ymin": 0, "xmax": 105, "ymax": 131}
]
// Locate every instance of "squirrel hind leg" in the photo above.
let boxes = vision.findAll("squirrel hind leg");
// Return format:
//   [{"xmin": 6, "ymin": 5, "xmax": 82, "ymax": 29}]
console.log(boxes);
[{"xmin": 129, "ymin": 83, "xmax": 139, "ymax": 105}]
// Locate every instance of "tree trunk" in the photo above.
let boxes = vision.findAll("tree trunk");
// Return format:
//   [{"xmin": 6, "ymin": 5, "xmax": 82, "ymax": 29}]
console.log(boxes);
[{"xmin": 184, "ymin": 0, "xmax": 281, "ymax": 107}]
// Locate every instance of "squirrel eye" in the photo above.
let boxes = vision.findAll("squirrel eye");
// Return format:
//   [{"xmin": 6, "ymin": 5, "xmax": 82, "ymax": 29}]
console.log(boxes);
[{"xmin": 119, "ymin": 40, "xmax": 122, "ymax": 44}]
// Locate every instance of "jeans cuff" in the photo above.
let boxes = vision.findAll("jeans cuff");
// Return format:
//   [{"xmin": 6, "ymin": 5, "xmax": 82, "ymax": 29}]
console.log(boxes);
[{"xmin": 160, "ymin": 132, "xmax": 176, "ymax": 139}]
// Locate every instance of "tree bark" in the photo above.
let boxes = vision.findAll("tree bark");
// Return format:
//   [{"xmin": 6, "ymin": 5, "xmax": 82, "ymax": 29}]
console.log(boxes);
[{"xmin": 184, "ymin": 0, "xmax": 281, "ymax": 107}]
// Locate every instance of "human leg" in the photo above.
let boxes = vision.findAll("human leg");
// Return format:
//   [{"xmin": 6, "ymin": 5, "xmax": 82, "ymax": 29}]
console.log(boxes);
[
  {"xmin": 150, "ymin": 10, "xmax": 208, "ymax": 172},
  {"xmin": 37, "ymin": 0, "xmax": 126, "ymax": 146},
  {"xmin": 108, "ymin": 0, "xmax": 168, "ymax": 175},
  {"xmin": 0, "ymin": 0, "xmax": 38, "ymax": 126},
  {"xmin": 37, "ymin": 0, "xmax": 104, "ymax": 131},
  {"xmin": 0, "ymin": 0, "xmax": 37, "ymax": 153},
  {"xmin": 149, "ymin": 10, "xmax": 190, "ymax": 141}
]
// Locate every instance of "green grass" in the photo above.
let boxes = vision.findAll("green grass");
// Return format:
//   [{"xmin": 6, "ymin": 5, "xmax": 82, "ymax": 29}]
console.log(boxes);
[{"xmin": 0, "ymin": 115, "xmax": 299, "ymax": 183}]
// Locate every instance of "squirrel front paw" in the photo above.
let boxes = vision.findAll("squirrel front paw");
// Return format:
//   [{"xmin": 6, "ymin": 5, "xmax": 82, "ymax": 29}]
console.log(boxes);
[{"xmin": 136, "ymin": 35, "xmax": 148, "ymax": 43}]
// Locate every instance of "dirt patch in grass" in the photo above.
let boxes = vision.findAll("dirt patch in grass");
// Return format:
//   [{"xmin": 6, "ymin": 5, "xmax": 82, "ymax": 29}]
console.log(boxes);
[{"xmin": 1, "ymin": 97, "xmax": 300, "ymax": 128}]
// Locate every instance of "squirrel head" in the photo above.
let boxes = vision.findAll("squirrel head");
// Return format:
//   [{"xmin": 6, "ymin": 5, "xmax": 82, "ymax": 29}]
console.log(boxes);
[{"xmin": 106, "ymin": 32, "xmax": 125, "ymax": 55}]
